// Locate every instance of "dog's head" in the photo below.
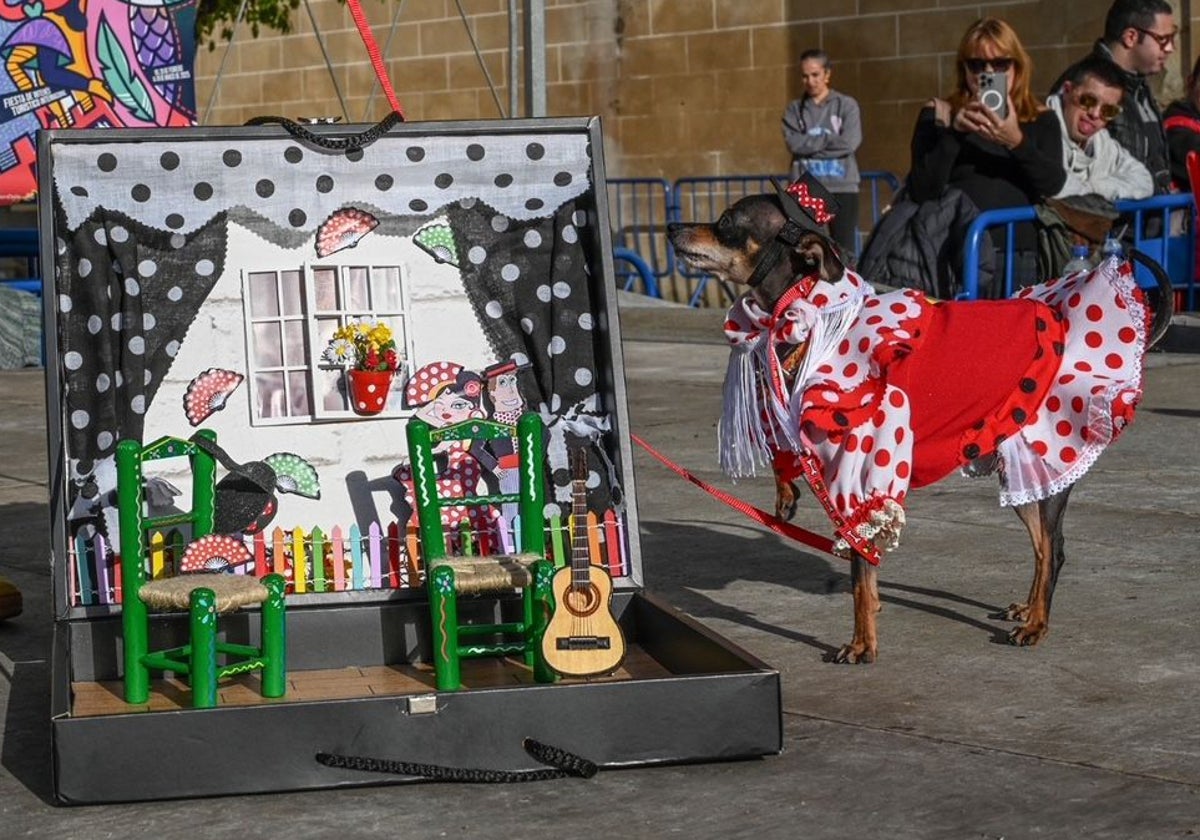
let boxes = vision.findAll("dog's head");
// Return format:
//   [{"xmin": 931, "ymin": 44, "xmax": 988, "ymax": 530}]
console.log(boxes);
[{"xmin": 667, "ymin": 179, "xmax": 845, "ymax": 310}]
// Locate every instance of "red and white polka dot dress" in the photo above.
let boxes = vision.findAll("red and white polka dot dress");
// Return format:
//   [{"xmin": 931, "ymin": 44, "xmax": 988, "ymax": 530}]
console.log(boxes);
[
  {"xmin": 392, "ymin": 442, "xmax": 499, "ymax": 537},
  {"xmin": 722, "ymin": 259, "xmax": 1152, "ymax": 561}
]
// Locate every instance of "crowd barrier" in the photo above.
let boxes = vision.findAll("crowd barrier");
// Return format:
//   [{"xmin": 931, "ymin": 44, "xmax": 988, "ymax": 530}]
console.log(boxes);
[
  {"xmin": 607, "ymin": 171, "xmax": 901, "ymax": 307},
  {"xmin": 962, "ymin": 193, "xmax": 1196, "ymax": 306}
]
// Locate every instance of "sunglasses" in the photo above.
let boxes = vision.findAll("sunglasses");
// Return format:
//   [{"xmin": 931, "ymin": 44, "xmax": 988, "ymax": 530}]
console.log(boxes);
[
  {"xmin": 964, "ymin": 57, "xmax": 1014, "ymax": 74},
  {"xmin": 1075, "ymin": 92, "xmax": 1123, "ymax": 121},
  {"xmin": 1134, "ymin": 26, "xmax": 1177, "ymax": 49}
]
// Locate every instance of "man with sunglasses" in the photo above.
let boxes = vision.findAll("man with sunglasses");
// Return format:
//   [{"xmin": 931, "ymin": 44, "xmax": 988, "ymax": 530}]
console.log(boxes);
[
  {"xmin": 1051, "ymin": 0, "xmax": 1176, "ymax": 194},
  {"xmin": 1050, "ymin": 56, "xmax": 1153, "ymax": 200}
]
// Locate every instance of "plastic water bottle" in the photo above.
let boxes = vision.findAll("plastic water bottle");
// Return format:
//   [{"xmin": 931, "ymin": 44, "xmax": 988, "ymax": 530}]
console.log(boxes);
[
  {"xmin": 1062, "ymin": 244, "xmax": 1094, "ymax": 275},
  {"xmin": 1101, "ymin": 234, "xmax": 1124, "ymax": 262}
]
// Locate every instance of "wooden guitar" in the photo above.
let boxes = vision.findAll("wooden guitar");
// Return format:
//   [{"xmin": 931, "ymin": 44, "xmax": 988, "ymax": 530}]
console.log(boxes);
[{"xmin": 541, "ymin": 448, "xmax": 626, "ymax": 677}]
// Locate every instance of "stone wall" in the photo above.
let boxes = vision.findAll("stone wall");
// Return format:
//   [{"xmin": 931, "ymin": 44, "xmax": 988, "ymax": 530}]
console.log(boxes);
[{"xmin": 196, "ymin": 0, "xmax": 1193, "ymax": 183}]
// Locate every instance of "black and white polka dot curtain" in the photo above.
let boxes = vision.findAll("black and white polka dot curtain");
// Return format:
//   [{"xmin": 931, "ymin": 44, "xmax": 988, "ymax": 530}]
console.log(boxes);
[
  {"xmin": 448, "ymin": 197, "xmax": 612, "ymax": 508},
  {"xmin": 56, "ymin": 206, "xmax": 228, "ymax": 497}
]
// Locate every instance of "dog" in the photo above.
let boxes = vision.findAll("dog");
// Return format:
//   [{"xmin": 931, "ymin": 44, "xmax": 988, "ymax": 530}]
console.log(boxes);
[{"xmin": 667, "ymin": 177, "xmax": 1172, "ymax": 664}]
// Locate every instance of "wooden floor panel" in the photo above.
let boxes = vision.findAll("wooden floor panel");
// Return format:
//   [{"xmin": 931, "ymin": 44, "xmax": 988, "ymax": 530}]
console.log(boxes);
[{"xmin": 69, "ymin": 646, "xmax": 674, "ymax": 718}]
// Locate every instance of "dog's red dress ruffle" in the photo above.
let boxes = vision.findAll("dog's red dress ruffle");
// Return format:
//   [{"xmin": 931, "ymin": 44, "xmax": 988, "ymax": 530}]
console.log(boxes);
[{"xmin": 720, "ymin": 259, "xmax": 1150, "ymax": 561}]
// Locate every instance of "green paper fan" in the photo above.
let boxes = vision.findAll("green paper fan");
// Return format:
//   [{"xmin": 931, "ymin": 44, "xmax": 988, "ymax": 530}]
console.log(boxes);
[
  {"xmin": 265, "ymin": 452, "xmax": 321, "ymax": 500},
  {"xmin": 414, "ymin": 223, "xmax": 459, "ymax": 266}
]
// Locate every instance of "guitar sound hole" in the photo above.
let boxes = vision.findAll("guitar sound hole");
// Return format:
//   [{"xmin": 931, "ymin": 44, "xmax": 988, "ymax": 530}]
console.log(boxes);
[{"xmin": 564, "ymin": 584, "xmax": 602, "ymax": 618}]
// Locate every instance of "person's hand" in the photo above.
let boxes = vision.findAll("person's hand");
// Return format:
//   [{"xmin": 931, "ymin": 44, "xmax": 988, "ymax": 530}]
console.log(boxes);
[{"xmin": 953, "ymin": 101, "xmax": 1022, "ymax": 149}]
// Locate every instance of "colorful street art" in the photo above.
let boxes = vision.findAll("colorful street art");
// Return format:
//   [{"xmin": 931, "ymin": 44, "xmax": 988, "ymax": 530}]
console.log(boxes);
[{"xmin": 0, "ymin": 0, "xmax": 196, "ymax": 203}]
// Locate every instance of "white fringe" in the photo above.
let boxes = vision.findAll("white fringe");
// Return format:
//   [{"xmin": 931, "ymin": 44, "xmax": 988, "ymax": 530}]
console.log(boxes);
[{"xmin": 717, "ymin": 282, "xmax": 866, "ymax": 480}]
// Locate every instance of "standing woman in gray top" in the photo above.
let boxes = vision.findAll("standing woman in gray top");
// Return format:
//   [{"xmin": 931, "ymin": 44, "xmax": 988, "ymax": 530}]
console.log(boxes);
[{"xmin": 782, "ymin": 49, "xmax": 863, "ymax": 259}]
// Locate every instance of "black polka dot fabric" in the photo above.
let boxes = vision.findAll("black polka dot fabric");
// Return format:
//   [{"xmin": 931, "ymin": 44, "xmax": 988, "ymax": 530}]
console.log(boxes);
[
  {"xmin": 447, "ymin": 198, "xmax": 611, "ymax": 509},
  {"xmin": 57, "ymin": 209, "xmax": 229, "ymax": 520},
  {"xmin": 53, "ymin": 133, "xmax": 592, "ymax": 236}
]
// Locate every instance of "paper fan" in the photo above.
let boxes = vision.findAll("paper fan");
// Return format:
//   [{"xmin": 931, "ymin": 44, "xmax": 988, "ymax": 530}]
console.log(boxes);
[
  {"xmin": 316, "ymin": 207, "xmax": 379, "ymax": 257},
  {"xmin": 180, "ymin": 534, "xmax": 253, "ymax": 573},
  {"xmin": 413, "ymin": 223, "xmax": 459, "ymax": 266},
  {"xmin": 265, "ymin": 452, "xmax": 321, "ymax": 499},
  {"xmin": 183, "ymin": 368, "xmax": 244, "ymax": 426}
]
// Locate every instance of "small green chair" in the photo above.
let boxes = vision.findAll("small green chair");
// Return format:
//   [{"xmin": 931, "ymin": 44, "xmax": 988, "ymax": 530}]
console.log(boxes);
[
  {"xmin": 405, "ymin": 413, "xmax": 555, "ymax": 691},
  {"xmin": 116, "ymin": 432, "xmax": 287, "ymax": 709}
]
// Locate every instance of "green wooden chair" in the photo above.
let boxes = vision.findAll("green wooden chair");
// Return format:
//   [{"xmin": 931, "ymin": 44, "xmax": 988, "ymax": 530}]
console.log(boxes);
[
  {"xmin": 116, "ymin": 431, "xmax": 287, "ymax": 709},
  {"xmin": 405, "ymin": 413, "xmax": 555, "ymax": 691}
]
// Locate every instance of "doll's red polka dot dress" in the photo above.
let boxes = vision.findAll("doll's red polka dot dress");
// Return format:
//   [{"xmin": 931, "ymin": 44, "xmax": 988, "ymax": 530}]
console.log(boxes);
[{"xmin": 720, "ymin": 259, "xmax": 1151, "ymax": 562}]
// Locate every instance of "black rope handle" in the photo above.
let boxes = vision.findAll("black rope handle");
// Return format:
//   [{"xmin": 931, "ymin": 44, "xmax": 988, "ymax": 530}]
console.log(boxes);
[
  {"xmin": 315, "ymin": 737, "xmax": 598, "ymax": 783},
  {"xmin": 243, "ymin": 111, "xmax": 404, "ymax": 152}
]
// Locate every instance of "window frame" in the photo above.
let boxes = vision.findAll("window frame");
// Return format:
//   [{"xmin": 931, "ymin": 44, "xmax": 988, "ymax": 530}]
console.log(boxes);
[{"xmin": 240, "ymin": 262, "xmax": 415, "ymax": 426}]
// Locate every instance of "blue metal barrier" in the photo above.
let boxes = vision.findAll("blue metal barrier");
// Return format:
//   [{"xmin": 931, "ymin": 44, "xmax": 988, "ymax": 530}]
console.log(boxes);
[
  {"xmin": 612, "ymin": 247, "xmax": 660, "ymax": 298},
  {"xmin": 1116, "ymin": 193, "xmax": 1196, "ymax": 309},
  {"xmin": 605, "ymin": 178, "xmax": 675, "ymax": 297},
  {"xmin": 0, "ymin": 228, "xmax": 39, "ymax": 294},
  {"xmin": 962, "ymin": 206, "xmax": 1037, "ymax": 299},
  {"xmin": 962, "ymin": 194, "xmax": 1197, "ymax": 304},
  {"xmin": 860, "ymin": 170, "xmax": 901, "ymax": 255}
]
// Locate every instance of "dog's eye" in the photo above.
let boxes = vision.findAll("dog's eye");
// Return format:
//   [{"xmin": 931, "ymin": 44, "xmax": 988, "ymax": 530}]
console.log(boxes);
[{"xmin": 716, "ymin": 213, "xmax": 731, "ymax": 231}]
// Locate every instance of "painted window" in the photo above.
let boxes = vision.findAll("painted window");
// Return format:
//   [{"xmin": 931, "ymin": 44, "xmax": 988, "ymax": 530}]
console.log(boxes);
[{"xmin": 242, "ymin": 264, "xmax": 412, "ymax": 425}]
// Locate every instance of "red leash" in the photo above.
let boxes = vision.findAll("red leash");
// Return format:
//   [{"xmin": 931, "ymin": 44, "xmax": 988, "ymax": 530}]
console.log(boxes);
[
  {"xmin": 630, "ymin": 433, "xmax": 837, "ymax": 556},
  {"xmin": 346, "ymin": 0, "xmax": 406, "ymax": 118}
]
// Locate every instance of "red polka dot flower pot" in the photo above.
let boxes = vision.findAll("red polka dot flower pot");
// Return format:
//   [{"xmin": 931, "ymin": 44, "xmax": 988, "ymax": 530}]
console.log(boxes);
[{"xmin": 347, "ymin": 369, "xmax": 394, "ymax": 416}]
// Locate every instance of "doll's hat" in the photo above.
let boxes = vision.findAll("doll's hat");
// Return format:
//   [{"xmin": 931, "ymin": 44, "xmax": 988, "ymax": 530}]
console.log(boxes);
[{"xmin": 189, "ymin": 434, "xmax": 279, "ymax": 535}]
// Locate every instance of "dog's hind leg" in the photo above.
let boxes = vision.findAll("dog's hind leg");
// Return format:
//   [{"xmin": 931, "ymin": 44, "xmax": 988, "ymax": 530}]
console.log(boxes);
[
  {"xmin": 833, "ymin": 553, "xmax": 879, "ymax": 663},
  {"xmin": 1006, "ymin": 487, "xmax": 1072, "ymax": 646}
]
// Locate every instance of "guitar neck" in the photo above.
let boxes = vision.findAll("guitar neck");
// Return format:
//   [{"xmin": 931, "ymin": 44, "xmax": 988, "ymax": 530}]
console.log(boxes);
[{"xmin": 571, "ymin": 477, "xmax": 591, "ymax": 587}]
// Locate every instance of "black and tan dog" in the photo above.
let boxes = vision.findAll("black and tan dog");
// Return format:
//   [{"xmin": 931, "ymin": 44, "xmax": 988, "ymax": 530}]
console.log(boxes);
[{"xmin": 668, "ymin": 179, "xmax": 1171, "ymax": 663}]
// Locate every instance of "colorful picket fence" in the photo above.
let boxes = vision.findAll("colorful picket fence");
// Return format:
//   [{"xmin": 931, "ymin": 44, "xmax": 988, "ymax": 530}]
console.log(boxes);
[{"xmin": 68, "ymin": 509, "xmax": 630, "ymax": 607}]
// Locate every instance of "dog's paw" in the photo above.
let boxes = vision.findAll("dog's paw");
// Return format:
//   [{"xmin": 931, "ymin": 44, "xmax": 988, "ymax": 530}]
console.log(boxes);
[
  {"xmin": 1007, "ymin": 622, "xmax": 1048, "ymax": 647},
  {"xmin": 998, "ymin": 602, "xmax": 1029, "ymax": 622},
  {"xmin": 829, "ymin": 643, "xmax": 876, "ymax": 664}
]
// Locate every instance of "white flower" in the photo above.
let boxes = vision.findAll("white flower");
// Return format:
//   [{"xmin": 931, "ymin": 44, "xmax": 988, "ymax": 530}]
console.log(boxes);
[{"xmin": 322, "ymin": 338, "xmax": 356, "ymax": 365}]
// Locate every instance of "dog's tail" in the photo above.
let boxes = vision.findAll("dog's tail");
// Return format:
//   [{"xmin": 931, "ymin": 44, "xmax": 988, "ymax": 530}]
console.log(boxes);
[{"xmin": 1128, "ymin": 249, "xmax": 1175, "ymax": 349}]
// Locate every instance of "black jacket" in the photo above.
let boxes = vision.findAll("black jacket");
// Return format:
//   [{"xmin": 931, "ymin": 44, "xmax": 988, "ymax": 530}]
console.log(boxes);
[
  {"xmin": 857, "ymin": 186, "xmax": 996, "ymax": 299},
  {"xmin": 1052, "ymin": 42, "xmax": 1170, "ymax": 193}
]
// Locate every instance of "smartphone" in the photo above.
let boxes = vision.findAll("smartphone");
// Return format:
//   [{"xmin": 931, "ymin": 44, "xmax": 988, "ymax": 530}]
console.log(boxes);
[{"xmin": 978, "ymin": 71, "xmax": 1008, "ymax": 119}]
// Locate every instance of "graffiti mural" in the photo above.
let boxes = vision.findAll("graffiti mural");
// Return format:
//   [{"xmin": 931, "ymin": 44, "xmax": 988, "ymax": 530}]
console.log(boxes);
[{"xmin": 0, "ymin": 0, "xmax": 196, "ymax": 202}]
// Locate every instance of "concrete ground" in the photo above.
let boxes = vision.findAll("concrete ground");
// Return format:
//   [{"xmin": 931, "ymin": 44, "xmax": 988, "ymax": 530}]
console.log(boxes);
[{"xmin": 2, "ymin": 297, "xmax": 1199, "ymax": 838}]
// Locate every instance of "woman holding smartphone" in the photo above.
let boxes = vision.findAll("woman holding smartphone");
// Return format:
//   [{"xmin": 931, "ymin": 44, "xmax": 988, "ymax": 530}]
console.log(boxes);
[{"xmin": 860, "ymin": 17, "xmax": 1065, "ymax": 298}]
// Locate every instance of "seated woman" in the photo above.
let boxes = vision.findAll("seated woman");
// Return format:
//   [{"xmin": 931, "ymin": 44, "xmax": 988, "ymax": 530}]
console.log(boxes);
[{"xmin": 859, "ymin": 17, "xmax": 1066, "ymax": 299}]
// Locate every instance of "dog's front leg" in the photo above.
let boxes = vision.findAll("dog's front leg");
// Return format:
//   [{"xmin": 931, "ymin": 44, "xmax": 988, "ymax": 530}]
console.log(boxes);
[
  {"xmin": 1009, "ymin": 500, "xmax": 1052, "ymax": 646},
  {"xmin": 774, "ymin": 473, "xmax": 799, "ymax": 522},
  {"xmin": 834, "ymin": 553, "xmax": 879, "ymax": 663}
]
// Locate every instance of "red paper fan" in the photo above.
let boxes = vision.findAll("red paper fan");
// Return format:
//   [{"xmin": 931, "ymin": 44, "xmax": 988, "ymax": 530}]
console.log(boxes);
[
  {"xmin": 316, "ymin": 207, "xmax": 379, "ymax": 257},
  {"xmin": 180, "ymin": 534, "xmax": 253, "ymax": 573},
  {"xmin": 184, "ymin": 368, "xmax": 244, "ymax": 426}
]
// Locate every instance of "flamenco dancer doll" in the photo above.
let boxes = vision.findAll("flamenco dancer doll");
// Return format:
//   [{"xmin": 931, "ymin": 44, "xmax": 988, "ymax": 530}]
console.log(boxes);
[
  {"xmin": 697, "ymin": 173, "xmax": 1161, "ymax": 660},
  {"xmin": 392, "ymin": 363, "xmax": 495, "ymax": 547}
]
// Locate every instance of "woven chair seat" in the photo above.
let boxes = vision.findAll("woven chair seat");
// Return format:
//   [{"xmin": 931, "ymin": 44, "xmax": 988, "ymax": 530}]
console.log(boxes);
[
  {"xmin": 138, "ymin": 573, "xmax": 268, "ymax": 613},
  {"xmin": 428, "ymin": 553, "xmax": 543, "ymax": 595}
]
